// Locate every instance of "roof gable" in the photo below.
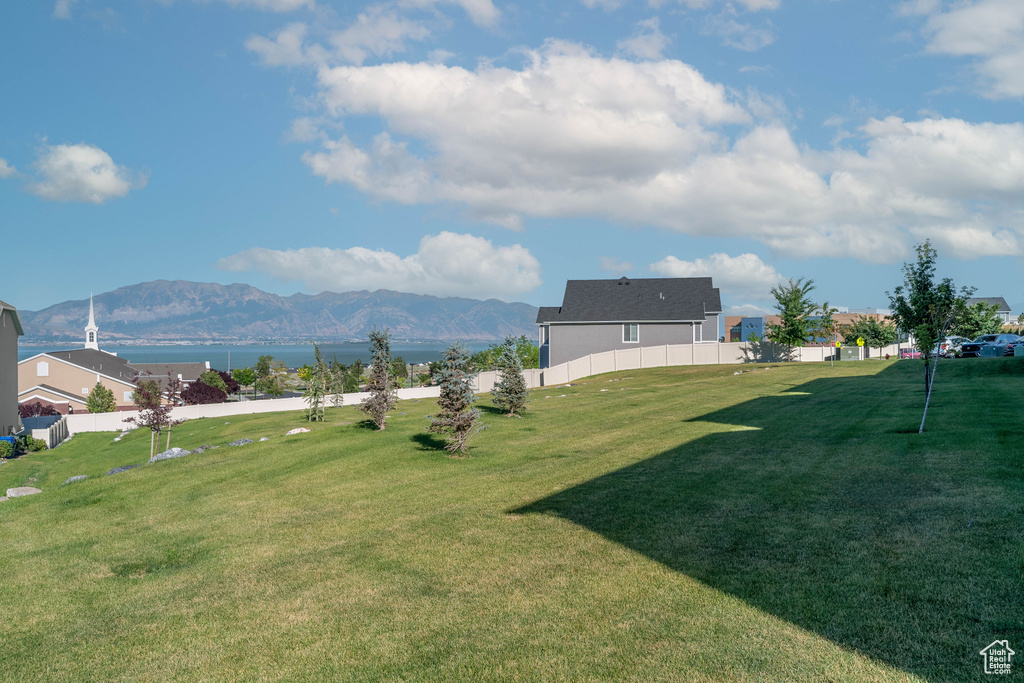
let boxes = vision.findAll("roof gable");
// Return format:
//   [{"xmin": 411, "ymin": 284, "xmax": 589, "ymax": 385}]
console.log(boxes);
[
  {"xmin": 0, "ymin": 300, "xmax": 24, "ymax": 336},
  {"xmin": 537, "ymin": 277, "xmax": 721, "ymax": 323},
  {"xmin": 967, "ymin": 297, "xmax": 1011, "ymax": 312}
]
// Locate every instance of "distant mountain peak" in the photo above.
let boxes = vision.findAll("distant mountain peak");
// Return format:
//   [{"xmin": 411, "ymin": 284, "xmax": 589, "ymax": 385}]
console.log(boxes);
[{"xmin": 19, "ymin": 280, "xmax": 539, "ymax": 343}]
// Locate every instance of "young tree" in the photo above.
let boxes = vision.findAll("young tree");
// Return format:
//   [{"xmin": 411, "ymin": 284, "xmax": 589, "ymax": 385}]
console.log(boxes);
[
  {"xmin": 199, "ymin": 369, "xmax": 229, "ymax": 393},
  {"xmin": 842, "ymin": 316, "xmax": 899, "ymax": 352},
  {"xmin": 85, "ymin": 382, "xmax": 117, "ymax": 413},
  {"xmin": 888, "ymin": 241, "xmax": 972, "ymax": 393},
  {"xmin": 232, "ymin": 367, "xmax": 256, "ymax": 400},
  {"xmin": 429, "ymin": 341, "xmax": 482, "ymax": 453},
  {"xmin": 360, "ymin": 328, "xmax": 398, "ymax": 430},
  {"xmin": 811, "ymin": 302, "xmax": 839, "ymax": 366},
  {"xmin": 887, "ymin": 240, "xmax": 972, "ymax": 432},
  {"xmin": 345, "ymin": 359, "xmax": 364, "ymax": 393},
  {"xmin": 391, "ymin": 356, "xmax": 409, "ymax": 387},
  {"xmin": 951, "ymin": 300, "xmax": 1003, "ymax": 339},
  {"xmin": 126, "ymin": 377, "xmax": 173, "ymax": 460},
  {"xmin": 303, "ymin": 343, "xmax": 331, "ymax": 422},
  {"xmin": 253, "ymin": 355, "xmax": 277, "ymax": 398},
  {"xmin": 766, "ymin": 278, "xmax": 817, "ymax": 360},
  {"xmin": 329, "ymin": 355, "xmax": 346, "ymax": 408},
  {"xmin": 163, "ymin": 372, "xmax": 184, "ymax": 451},
  {"xmin": 492, "ymin": 336, "xmax": 528, "ymax": 416}
]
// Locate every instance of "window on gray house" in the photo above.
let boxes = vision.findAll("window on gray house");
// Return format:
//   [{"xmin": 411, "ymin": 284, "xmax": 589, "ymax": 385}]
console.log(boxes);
[{"xmin": 623, "ymin": 323, "xmax": 639, "ymax": 343}]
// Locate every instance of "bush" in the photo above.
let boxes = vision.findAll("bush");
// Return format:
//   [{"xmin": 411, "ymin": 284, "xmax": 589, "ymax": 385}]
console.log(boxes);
[
  {"xmin": 181, "ymin": 382, "xmax": 228, "ymax": 405},
  {"xmin": 21, "ymin": 436, "xmax": 47, "ymax": 453},
  {"xmin": 0, "ymin": 441, "xmax": 12, "ymax": 459},
  {"xmin": 19, "ymin": 401, "xmax": 58, "ymax": 418}
]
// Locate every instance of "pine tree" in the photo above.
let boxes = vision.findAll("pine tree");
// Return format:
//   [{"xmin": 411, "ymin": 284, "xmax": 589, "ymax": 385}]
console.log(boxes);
[
  {"xmin": 429, "ymin": 341, "xmax": 482, "ymax": 454},
  {"xmin": 360, "ymin": 328, "xmax": 397, "ymax": 430},
  {"xmin": 303, "ymin": 343, "xmax": 330, "ymax": 422},
  {"xmin": 85, "ymin": 382, "xmax": 116, "ymax": 413},
  {"xmin": 492, "ymin": 336, "xmax": 528, "ymax": 416}
]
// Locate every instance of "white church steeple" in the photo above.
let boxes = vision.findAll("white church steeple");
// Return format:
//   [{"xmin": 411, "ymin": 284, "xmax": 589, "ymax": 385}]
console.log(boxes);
[{"xmin": 84, "ymin": 294, "xmax": 99, "ymax": 350}]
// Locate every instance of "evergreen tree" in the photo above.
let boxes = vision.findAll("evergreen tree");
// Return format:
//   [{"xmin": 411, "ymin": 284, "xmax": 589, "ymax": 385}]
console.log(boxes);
[
  {"xmin": 329, "ymin": 355, "xmax": 346, "ymax": 408},
  {"xmin": 345, "ymin": 359, "xmax": 364, "ymax": 393},
  {"xmin": 492, "ymin": 336, "xmax": 528, "ymax": 416},
  {"xmin": 85, "ymin": 382, "xmax": 116, "ymax": 413},
  {"xmin": 303, "ymin": 343, "xmax": 330, "ymax": 422},
  {"xmin": 429, "ymin": 341, "xmax": 482, "ymax": 453},
  {"xmin": 360, "ymin": 328, "xmax": 397, "ymax": 430}
]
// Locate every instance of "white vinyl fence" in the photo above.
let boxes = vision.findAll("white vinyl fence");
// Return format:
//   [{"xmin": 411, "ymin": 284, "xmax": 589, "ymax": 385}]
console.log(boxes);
[{"xmin": 64, "ymin": 341, "xmax": 903, "ymax": 435}]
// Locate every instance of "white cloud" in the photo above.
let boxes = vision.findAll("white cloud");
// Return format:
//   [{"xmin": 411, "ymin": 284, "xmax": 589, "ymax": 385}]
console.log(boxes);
[
  {"xmin": 246, "ymin": 22, "xmax": 320, "ymax": 66},
  {"xmin": 0, "ymin": 159, "xmax": 16, "ymax": 179},
  {"xmin": 702, "ymin": 9, "xmax": 777, "ymax": 51},
  {"xmin": 617, "ymin": 17, "xmax": 670, "ymax": 60},
  {"xmin": 910, "ymin": 0, "xmax": 1024, "ymax": 99},
  {"xmin": 652, "ymin": 0, "xmax": 780, "ymax": 10},
  {"xmin": 220, "ymin": 0, "xmax": 314, "ymax": 10},
  {"xmin": 599, "ymin": 256, "xmax": 634, "ymax": 273},
  {"xmin": 650, "ymin": 253, "xmax": 784, "ymax": 300},
  {"xmin": 330, "ymin": 6, "xmax": 431, "ymax": 65},
  {"xmin": 29, "ymin": 143, "xmax": 146, "ymax": 204},
  {"xmin": 53, "ymin": 0, "xmax": 78, "ymax": 19},
  {"xmin": 217, "ymin": 232, "xmax": 541, "ymax": 299},
  {"xmin": 294, "ymin": 42, "xmax": 1024, "ymax": 263},
  {"xmin": 399, "ymin": 0, "xmax": 500, "ymax": 27}
]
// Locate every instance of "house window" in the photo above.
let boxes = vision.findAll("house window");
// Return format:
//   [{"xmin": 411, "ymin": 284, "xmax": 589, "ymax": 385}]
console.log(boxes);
[
  {"xmin": 88, "ymin": 332, "xmax": 95, "ymax": 342},
  {"xmin": 623, "ymin": 323, "xmax": 639, "ymax": 343},
  {"xmin": 124, "ymin": 391, "xmax": 133, "ymax": 402},
  {"xmin": 36, "ymin": 361, "xmax": 49, "ymax": 377},
  {"xmin": 82, "ymin": 387, "xmax": 89, "ymax": 395}
]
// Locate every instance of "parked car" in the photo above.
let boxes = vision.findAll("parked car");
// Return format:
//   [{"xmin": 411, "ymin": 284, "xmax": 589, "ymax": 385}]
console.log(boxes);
[
  {"xmin": 959, "ymin": 334, "xmax": 1021, "ymax": 358},
  {"xmin": 937, "ymin": 336, "xmax": 970, "ymax": 358},
  {"xmin": 898, "ymin": 348, "xmax": 922, "ymax": 359},
  {"xmin": 1004, "ymin": 337, "xmax": 1024, "ymax": 356}
]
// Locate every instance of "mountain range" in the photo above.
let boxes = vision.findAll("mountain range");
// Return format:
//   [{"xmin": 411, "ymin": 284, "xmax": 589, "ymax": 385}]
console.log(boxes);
[{"xmin": 18, "ymin": 280, "xmax": 540, "ymax": 343}]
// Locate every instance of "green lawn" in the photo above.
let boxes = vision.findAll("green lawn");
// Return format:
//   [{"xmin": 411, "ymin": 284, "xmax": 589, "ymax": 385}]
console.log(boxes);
[{"xmin": 0, "ymin": 358, "xmax": 1021, "ymax": 681}]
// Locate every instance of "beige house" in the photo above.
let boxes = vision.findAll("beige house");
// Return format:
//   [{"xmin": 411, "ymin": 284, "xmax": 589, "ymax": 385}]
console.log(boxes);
[
  {"xmin": 18, "ymin": 348, "xmax": 139, "ymax": 413},
  {"xmin": 1, "ymin": 299, "xmax": 25, "ymax": 435}
]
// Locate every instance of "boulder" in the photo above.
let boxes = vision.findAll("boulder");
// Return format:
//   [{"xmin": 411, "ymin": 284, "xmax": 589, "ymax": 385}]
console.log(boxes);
[
  {"xmin": 285, "ymin": 428, "xmax": 311, "ymax": 436},
  {"xmin": 7, "ymin": 487, "xmax": 42, "ymax": 498},
  {"xmin": 105, "ymin": 465, "xmax": 140, "ymax": 476},
  {"xmin": 228, "ymin": 438, "xmax": 254, "ymax": 447},
  {"xmin": 64, "ymin": 475, "xmax": 88, "ymax": 485},
  {"xmin": 149, "ymin": 447, "xmax": 191, "ymax": 464}
]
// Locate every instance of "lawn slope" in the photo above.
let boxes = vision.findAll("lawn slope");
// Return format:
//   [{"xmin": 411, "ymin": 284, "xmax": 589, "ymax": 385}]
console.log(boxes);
[{"xmin": 0, "ymin": 358, "xmax": 1021, "ymax": 682}]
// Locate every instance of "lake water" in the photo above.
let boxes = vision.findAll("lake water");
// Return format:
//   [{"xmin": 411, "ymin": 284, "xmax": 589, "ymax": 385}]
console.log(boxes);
[{"xmin": 17, "ymin": 342, "xmax": 478, "ymax": 369}]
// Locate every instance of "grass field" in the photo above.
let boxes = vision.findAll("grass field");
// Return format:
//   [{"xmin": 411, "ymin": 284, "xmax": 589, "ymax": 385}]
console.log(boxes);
[{"xmin": 0, "ymin": 357, "xmax": 1021, "ymax": 681}]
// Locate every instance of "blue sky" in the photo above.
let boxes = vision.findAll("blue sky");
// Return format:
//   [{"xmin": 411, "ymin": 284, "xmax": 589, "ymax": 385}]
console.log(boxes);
[{"xmin": 2, "ymin": 0, "xmax": 1023, "ymax": 318}]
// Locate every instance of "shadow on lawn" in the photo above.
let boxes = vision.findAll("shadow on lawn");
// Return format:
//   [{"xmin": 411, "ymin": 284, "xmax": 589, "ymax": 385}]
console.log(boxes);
[{"xmin": 513, "ymin": 363, "xmax": 1024, "ymax": 682}]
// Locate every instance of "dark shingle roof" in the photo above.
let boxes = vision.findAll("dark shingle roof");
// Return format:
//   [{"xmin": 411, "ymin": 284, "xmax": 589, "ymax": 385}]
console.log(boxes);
[
  {"xmin": 43, "ymin": 349, "xmax": 137, "ymax": 382},
  {"xmin": 130, "ymin": 362, "xmax": 209, "ymax": 383},
  {"xmin": 967, "ymin": 297, "xmax": 1011, "ymax": 312},
  {"xmin": 537, "ymin": 277, "xmax": 722, "ymax": 323}
]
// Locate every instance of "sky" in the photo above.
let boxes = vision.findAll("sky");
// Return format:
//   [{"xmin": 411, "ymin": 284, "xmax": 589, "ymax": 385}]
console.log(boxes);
[{"xmin": 2, "ymin": 0, "xmax": 1024, "ymax": 319}]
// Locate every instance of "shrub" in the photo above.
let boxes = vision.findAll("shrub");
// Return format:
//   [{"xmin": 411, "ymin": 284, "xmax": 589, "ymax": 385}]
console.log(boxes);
[
  {"xmin": 26, "ymin": 436, "xmax": 48, "ymax": 452},
  {"xmin": 0, "ymin": 441, "xmax": 12, "ymax": 459},
  {"xmin": 181, "ymin": 382, "xmax": 228, "ymax": 405},
  {"xmin": 199, "ymin": 369, "xmax": 229, "ymax": 393},
  {"xmin": 86, "ymin": 382, "xmax": 117, "ymax": 413},
  {"xmin": 19, "ymin": 401, "xmax": 58, "ymax": 418}
]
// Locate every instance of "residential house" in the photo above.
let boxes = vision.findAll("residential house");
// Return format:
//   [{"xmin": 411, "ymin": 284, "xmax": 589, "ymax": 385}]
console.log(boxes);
[
  {"xmin": 537, "ymin": 277, "xmax": 722, "ymax": 368},
  {"xmin": 966, "ymin": 297, "xmax": 1013, "ymax": 325},
  {"xmin": 1, "ymin": 300, "xmax": 24, "ymax": 436}
]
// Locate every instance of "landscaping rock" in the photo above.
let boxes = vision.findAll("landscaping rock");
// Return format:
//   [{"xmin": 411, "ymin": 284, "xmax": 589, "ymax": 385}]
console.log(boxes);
[
  {"xmin": 149, "ymin": 447, "xmax": 191, "ymax": 464},
  {"xmin": 64, "ymin": 475, "xmax": 88, "ymax": 485},
  {"xmin": 0, "ymin": 497, "xmax": 6, "ymax": 502},
  {"xmin": 228, "ymin": 438, "xmax": 254, "ymax": 447},
  {"xmin": 7, "ymin": 487, "xmax": 42, "ymax": 498},
  {"xmin": 399, "ymin": 412, "xmax": 407, "ymax": 416},
  {"xmin": 105, "ymin": 465, "xmax": 140, "ymax": 476},
  {"xmin": 285, "ymin": 428, "xmax": 310, "ymax": 436},
  {"xmin": 259, "ymin": 437, "xmax": 269, "ymax": 442}
]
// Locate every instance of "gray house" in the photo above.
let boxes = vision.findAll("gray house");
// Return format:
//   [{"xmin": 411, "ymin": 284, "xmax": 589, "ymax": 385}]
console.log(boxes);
[
  {"xmin": 966, "ymin": 297, "xmax": 1013, "ymax": 325},
  {"xmin": 537, "ymin": 277, "xmax": 722, "ymax": 368},
  {"xmin": 1, "ymin": 300, "xmax": 24, "ymax": 436}
]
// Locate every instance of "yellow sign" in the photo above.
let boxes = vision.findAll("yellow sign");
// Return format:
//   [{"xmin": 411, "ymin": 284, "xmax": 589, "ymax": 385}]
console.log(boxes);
[
  {"xmin": 835, "ymin": 341, "xmax": 841, "ymax": 348},
  {"xmin": 857, "ymin": 337, "xmax": 865, "ymax": 347}
]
